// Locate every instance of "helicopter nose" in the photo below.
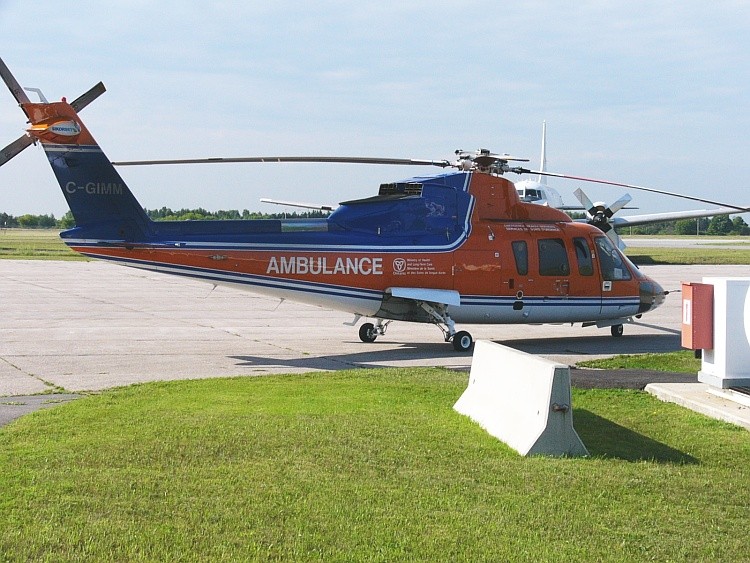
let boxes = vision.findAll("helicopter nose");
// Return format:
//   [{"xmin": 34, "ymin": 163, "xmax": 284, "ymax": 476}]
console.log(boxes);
[{"xmin": 638, "ymin": 280, "xmax": 667, "ymax": 314}]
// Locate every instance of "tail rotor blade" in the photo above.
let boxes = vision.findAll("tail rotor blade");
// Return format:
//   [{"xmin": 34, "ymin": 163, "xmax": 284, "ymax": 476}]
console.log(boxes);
[
  {"xmin": 71, "ymin": 82, "xmax": 106, "ymax": 112},
  {"xmin": 0, "ymin": 57, "xmax": 31, "ymax": 105}
]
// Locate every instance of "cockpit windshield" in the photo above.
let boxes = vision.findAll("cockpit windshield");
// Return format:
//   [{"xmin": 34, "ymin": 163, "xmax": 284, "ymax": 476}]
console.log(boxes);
[
  {"xmin": 594, "ymin": 236, "xmax": 632, "ymax": 281},
  {"xmin": 517, "ymin": 188, "xmax": 543, "ymax": 202}
]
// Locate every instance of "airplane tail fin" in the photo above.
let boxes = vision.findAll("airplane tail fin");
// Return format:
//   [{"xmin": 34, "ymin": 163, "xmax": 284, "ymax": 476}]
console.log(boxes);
[
  {"xmin": 1, "ymin": 59, "xmax": 152, "ymax": 242},
  {"xmin": 538, "ymin": 120, "xmax": 548, "ymax": 185}
]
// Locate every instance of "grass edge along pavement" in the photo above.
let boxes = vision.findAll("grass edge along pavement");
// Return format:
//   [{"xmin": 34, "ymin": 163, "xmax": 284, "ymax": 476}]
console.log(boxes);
[
  {"xmin": 1, "ymin": 368, "xmax": 749, "ymax": 561},
  {"xmin": 577, "ymin": 350, "xmax": 700, "ymax": 373},
  {"xmin": 625, "ymin": 246, "xmax": 750, "ymax": 265}
]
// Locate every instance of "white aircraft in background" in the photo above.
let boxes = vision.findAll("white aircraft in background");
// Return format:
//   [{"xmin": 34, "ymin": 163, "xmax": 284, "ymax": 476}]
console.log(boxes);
[
  {"xmin": 515, "ymin": 121, "xmax": 747, "ymax": 249},
  {"xmin": 515, "ymin": 122, "xmax": 568, "ymax": 209}
]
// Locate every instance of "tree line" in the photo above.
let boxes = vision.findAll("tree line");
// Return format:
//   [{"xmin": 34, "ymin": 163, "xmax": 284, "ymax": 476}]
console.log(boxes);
[
  {"xmin": 0, "ymin": 208, "xmax": 329, "ymax": 229},
  {"xmin": 628, "ymin": 216, "xmax": 749, "ymax": 236},
  {"xmin": 146, "ymin": 207, "xmax": 328, "ymax": 221},
  {"xmin": 1, "ymin": 208, "xmax": 748, "ymax": 235}
]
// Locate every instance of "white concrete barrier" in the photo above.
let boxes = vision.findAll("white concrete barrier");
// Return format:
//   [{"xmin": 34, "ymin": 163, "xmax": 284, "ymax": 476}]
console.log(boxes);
[
  {"xmin": 698, "ymin": 277, "xmax": 750, "ymax": 389},
  {"xmin": 454, "ymin": 340, "xmax": 588, "ymax": 457}
]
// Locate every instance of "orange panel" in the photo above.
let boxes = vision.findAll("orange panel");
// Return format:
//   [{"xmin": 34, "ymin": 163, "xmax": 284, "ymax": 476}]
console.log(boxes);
[{"xmin": 681, "ymin": 282, "xmax": 713, "ymax": 350}]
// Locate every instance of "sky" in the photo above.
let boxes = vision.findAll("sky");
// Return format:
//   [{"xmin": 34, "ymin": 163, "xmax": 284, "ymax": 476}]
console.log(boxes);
[{"xmin": 1, "ymin": 1, "xmax": 749, "ymax": 219}]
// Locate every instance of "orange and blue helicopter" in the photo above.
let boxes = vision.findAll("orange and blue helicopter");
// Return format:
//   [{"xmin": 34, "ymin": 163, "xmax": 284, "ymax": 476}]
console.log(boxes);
[{"xmin": 5, "ymin": 58, "xmax": 746, "ymax": 351}]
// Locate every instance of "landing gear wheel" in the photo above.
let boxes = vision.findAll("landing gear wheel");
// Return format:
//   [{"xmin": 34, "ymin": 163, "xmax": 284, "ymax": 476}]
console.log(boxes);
[
  {"xmin": 359, "ymin": 322, "xmax": 377, "ymax": 343},
  {"xmin": 611, "ymin": 324, "xmax": 624, "ymax": 337},
  {"xmin": 452, "ymin": 330, "xmax": 474, "ymax": 352}
]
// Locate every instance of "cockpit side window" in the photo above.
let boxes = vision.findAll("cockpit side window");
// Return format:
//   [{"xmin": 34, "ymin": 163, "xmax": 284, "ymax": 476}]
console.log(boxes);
[
  {"xmin": 594, "ymin": 236, "xmax": 632, "ymax": 281},
  {"xmin": 573, "ymin": 237, "xmax": 594, "ymax": 276},
  {"xmin": 538, "ymin": 238, "xmax": 570, "ymax": 276},
  {"xmin": 511, "ymin": 240, "xmax": 528, "ymax": 275}
]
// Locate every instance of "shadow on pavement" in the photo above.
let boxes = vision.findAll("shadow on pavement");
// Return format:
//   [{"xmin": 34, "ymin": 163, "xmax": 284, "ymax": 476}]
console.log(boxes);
[
  {"xmin": 501, "ymin": 333, "xmax": 681, "ymax": 357},
  {"xmin": 230, "ymin": 333, "xmax": 683, "ymax": 373}
]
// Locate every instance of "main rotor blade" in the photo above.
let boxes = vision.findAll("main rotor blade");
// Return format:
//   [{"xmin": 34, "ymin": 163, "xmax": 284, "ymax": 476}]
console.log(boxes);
[
  {"xmin": 528, "ymin": 169, "xmax": 750, "ymax": 213},
  {"xmin": 112, "ymin": 156, "xmax": 453, "ymax": 167},
  {"xmin": 260, "ymin": 198, "xmax": 335, "ymax": 211}
]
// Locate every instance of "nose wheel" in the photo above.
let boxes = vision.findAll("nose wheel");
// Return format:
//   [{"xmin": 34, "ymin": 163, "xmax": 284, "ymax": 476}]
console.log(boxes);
[
  {"xmin": 358, "ymin": 320, "xmax": 391, "ymax": 343},
  {"xmin": 358, "ymin": 322, "xmax": 378, "ymax": 343}
]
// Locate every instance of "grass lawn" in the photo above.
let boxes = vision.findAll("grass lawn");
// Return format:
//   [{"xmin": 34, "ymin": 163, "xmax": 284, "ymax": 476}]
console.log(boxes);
[
  {"xmin": 1, "ymin": 368, "xmax": 748, "ymax": 561},
  {"xmin": 578, "ymin": 350, "xmax": 701, "ymax": 373},
  {"xmin": 0, "ymin": 229, "xmax": 84, "ymax": 260},
  {"xmin": 626, "ymin": 246, "xmax": 750, "ymax": 265}
]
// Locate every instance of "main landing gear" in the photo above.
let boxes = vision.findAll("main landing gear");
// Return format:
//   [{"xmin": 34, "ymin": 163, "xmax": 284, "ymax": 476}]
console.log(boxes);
[
  {"xmin": 418, "ymin": 301, "xmax": 473, "ymax": 352},
  {"xmin": 358, "ymin": 320, "xmax": 474, "ymax": 352},
  {"xmin": 451, "ymin": 330, "xmax": 474, "ymax": 352},
  {"xmin": 358, "ymin": 301, "xmax": 474, "ymax": 352}
]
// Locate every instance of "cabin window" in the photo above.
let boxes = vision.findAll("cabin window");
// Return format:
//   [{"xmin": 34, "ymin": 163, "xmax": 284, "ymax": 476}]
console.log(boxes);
[
  {"xmin": 594, "ymin": 236, "xmax": 631, "ymax": 281},
  {"xmin": 538, "ymin": 238, "xmax": 570, "ymax": 276},
  {"xmin": 511, "ymin": 241, "xmax": 528, "ymax": 275},
  {"xmin": 573, "ymin": 237, "xmax": 594, "ymax": 276}
]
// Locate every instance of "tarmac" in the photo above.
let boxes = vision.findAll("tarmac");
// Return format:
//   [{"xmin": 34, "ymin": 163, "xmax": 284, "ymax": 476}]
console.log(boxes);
[{"xmin": 1, "ymin": 260, "xmax": 749, "ymax": 429}]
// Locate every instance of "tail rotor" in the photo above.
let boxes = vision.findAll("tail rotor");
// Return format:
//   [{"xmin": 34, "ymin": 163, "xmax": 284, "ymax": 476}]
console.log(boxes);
[{"xmin": 0, "ymin": 56, "xmax": 105, "ymax": 168}]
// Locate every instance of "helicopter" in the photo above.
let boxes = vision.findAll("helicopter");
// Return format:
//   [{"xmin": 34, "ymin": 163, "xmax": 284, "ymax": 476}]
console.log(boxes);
[{"xmin": 3, "ymin": 58, "xmax": 747, "ymax": 351}]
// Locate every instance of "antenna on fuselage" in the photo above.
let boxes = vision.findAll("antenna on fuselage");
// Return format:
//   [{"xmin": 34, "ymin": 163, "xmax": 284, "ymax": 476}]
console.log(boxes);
[{"xmin": 23, "ymin": 87, "xmax": 48, "ymax": 103}]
